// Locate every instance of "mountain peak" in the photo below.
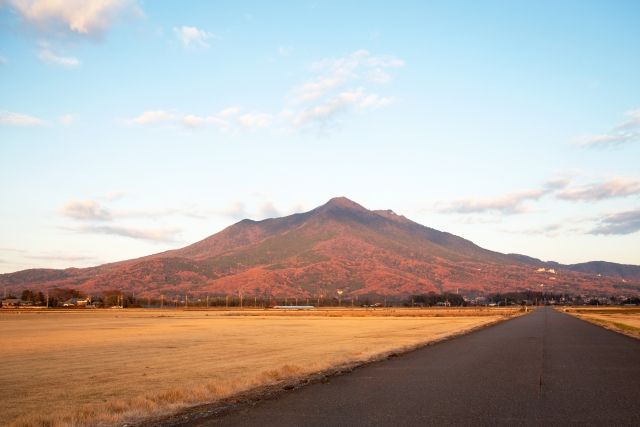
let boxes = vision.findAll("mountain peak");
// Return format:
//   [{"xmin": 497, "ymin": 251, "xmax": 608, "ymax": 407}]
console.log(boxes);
[{"xmin": 322, "ymin": 197, "xmax": 367, "ymax": 210}]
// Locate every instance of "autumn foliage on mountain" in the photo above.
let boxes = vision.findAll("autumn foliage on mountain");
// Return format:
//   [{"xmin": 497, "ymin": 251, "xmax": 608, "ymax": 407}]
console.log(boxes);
[{"xmin": 2, "ymin": 197, "xmax": 639, "ymax": 298}]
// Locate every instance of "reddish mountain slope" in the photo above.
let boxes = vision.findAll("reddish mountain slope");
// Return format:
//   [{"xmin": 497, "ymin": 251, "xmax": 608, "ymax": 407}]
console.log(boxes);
[{"xmin": 1, "ymin": 197, "xmax": 639, "ymax": 298}]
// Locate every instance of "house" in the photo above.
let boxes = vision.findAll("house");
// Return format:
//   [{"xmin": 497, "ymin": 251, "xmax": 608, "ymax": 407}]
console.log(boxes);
[
  {"xmin": 1, "ymin": 298, "xmax": 22, "ymax": 308},
  {"xmin": 62, "ymin": 297, "xmax": 92, "ymax": 307}
]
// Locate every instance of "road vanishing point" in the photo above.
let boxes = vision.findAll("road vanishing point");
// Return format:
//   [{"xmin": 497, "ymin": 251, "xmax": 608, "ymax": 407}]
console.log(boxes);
[{"xmin": 178, "ymin": 307, "xmax": 640, "ymax": 426}]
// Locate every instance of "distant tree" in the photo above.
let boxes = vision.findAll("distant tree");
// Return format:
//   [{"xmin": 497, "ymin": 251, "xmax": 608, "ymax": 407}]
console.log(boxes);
[{"xmin": 21, "ymin": 289, "xmax": 34, "ymax": 302}]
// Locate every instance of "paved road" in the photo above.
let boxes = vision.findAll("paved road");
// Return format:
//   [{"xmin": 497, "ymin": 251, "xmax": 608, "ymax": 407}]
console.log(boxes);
[{"xmin": 192, "ymin": 308, "xmax": 640, "ymax": 426}]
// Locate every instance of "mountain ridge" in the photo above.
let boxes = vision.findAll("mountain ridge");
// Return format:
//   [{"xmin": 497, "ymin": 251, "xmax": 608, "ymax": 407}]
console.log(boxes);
[{"xmin": 1, "ymin": 197, "xmax": 639, "ymax": 297}]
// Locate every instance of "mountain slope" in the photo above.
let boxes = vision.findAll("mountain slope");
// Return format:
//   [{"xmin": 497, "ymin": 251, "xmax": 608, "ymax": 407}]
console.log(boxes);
[{"xmin": 1, "ymin": 197, "xmax": 639, "ymax": 297}]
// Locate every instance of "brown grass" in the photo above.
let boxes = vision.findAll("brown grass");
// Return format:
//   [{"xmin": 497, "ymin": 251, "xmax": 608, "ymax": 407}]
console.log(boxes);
[
  {"xmin": 0, "ymin": 308, "xmax": 519, "ymax": 426},
  {"xmin": 562, "ymin": 307, "xmax": 640, "ymax": 338}
]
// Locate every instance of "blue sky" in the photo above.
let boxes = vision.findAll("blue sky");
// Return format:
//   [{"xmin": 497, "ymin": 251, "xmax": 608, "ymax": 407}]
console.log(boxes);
[{"xmin": 1, "ymin": 0, "xmax": 639, "ymax": 273}]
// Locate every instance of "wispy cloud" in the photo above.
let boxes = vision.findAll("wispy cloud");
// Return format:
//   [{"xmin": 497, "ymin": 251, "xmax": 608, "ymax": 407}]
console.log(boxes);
[
  {"xmin": 0, "ymin": 55, "xmax": 7, "ymax": 65},
  {"xmin": 557, "ymin": 177, "xmax": 640, "ymax": 201},
  {"xmin": 58, "ymin": 113, "xmax": 76, "ymax": 125},
  {"xmin": 72, "ymin": 224, "xmax": 180, "ymax": 243},
  {"xmin": 126, "ymin": 107, "xmax": 252, "ymax": 131},
  {"xmin": 615, "ymin": 109, "xmax": 640, "ymax": 130},
  {"xmin": 284, "ymin": 50, "xmax": 402, "ymax": 131},
  {"xmin": 437, "ymin": 178, "xmax": 570, "ymax": 215},
  {"xmin": 438, "ymin": 189, "xmax": 548, "ymax": 215},
  {"xmin": 37, "ymin": 46, "xmax": 80, "ymax": 67},
  {"xmin": 574, "ymin": 108, "xmax": 640, "ymax": 148},
  {"xmin": 258, "ymin": 202, "xmax": 281, "ymax": 218},
  {"xmin": 285, "ymin": 88, "xmax": 393, "ymax": 130},
  {"xmin": 126, "ymin": 110, "xmax": 176, "ymax": 125},
  {"xmin": 0, "ymin": 110, "xmax": 48, "ymax": 126},
  {"xmin": 222, "ymin": 201, "xmax": 247, "ymax": 220},
  {"xmin": 6, "ymin": 0, "xmax": 140, "ymax": 37},
  {"xmin": 125, "ymin": 50, "xmax": 402, "ymax": 134},
  {"xmin": 60, "ymin": 199, "xmax": 187, "ymax": 221},
  {"xmin": 59, "ymin": 198, "xmax": 183, "ymax": 243},
  {"xmin": 174, "ymin": 25, "xmax": 215, "ymax": 48},
  {"xmin": 103, "ymin": 190, "xmax": 126, "ymax": 201},
  {"xmin": 590, "ymin": 209, "xmax": 640, "ymax": 235},
  {"xmin": 438, "ymin": 176, "xmax": 640, "ymax": 216},
  {"xmin": 219, "ymin": 200, "xmax": 307, "ymax": 221},
  {"xmin": 293, "ymin": 49, "xmax": 403, "ymax": 102},
  {"xmin": 25, "ymin": 252, "xmax": 96, "ymax": 262},
  {"xmin": 60, "ymin": 200, "xmax": 112, "ymax": 221},
  {"xmin": 574, "ymin": 132, "xmax": 639, "ymax": 148},
  {"xmin": 237, "ymin": 112, "xmax": 271, "ymax": 129}
]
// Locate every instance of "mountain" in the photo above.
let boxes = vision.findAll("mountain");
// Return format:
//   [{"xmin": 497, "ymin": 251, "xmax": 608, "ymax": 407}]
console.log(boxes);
[{"xmin": 2, "ymin": 197, "xmax": 639, "ymax": 298}]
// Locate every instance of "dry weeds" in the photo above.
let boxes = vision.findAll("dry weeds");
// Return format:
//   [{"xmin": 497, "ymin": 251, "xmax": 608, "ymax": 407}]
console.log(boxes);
[
  {"xmin": 563, "ymin": 307, "xmax": 640, "ymax": 338},
  {"xmin": 0, "ymin": 308, "xmax": 517, "ymax": 426}
]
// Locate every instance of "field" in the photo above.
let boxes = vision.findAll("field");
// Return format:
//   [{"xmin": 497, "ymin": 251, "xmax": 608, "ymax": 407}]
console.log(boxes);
[
  {"xmin": 0, "ymin": 307, "xmax": 519, "ymax": 426},
  {"xmin": 563, "ymin": 307, "xmax": 640, "ymax": 337}
]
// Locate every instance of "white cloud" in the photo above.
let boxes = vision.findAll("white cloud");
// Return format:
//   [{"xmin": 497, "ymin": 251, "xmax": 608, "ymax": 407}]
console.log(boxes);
[
  {"xmin": 293, "ymin": 49, "xmax": 404, "ymax": 103},
  {"xmin": 219, "ymin": 107, "xmax": 241, "ymax": 117},
  {"xmin": 58, "ymin": 113, "xmax": 76, "ymax": 125},
  {"xmin": 438, "ymin": 189, "xmax": 548, "ymax": 215},
  {"xmin": 0, "ymin": 55, "xmax": 7, "ymax": 64},
  {"xmin": 289, "ymin": 88, "xmax": 394, "ymax": 128},
  {"xmin": 26, "ymin": 252, "xmax": 95, "ymax": 262},
  {"xmin": 104, "ymin": 190, "xmax": 126, "ymax": 201},
  {"xmin": 74, "ymin": 224, "xmax": 179, "ymax": 243},
  {"xmin": 365, "ymin": 68, "xmax": 392, "ymax": 84},
  {"xmin": 126, "ymin": 107, "xmax": 274, "ymax": 132},
  {"xmin": 557, "ymin": 177, "xmax": 640, "ymax": 201},
  {"xmin": 615, "ymin": 109, "xmax": 640, "ymax": 130},
  {"xmin": 237, "ymin": 112, "xmax": 271, "ymax": 129},
  {"xmin": 258, "ymin": 202, "xmax": 280, "ymax": 219},
  {"xmin": 590, "ymin": 209, "xmax": 640, "ymax": 235},
  {"xmin": 37, "ymin": 46, "xmax": 80, "ymax": 67},
  {"xmin": 6, "ymin": 0, "xmax": 139, "ymax": 37},
  {"xmin": 436, "ymin": 178, "xmax": 571, "ymax": 215},
  {"xmin": 223, "ymin": 202, "xmax": 247, "ymax": 219},
  {"xmin": 174, "ymin": 25, "xmax": 215, "ymax": 48},
  {"xmin": 181, "ymin": 114, "xmax": 228, "ymax": 129},
  {"xmin": 358, "ymin": 93, "xmax": 394, "ymax": 109},
  {"xmin": 575, "ymin": 108, "xmax": 640, "ymax": 148},
  {"xmin": 125, "ymin": 50, "xmax": 402, "ymax": 134},
  {"xmin": 574, "ymin": 132, "xmax": 639, "ymax": 148},
  {"xmin": 0, "ymin": 110, "xmax": 48, "ymax": 126},
  {"xmin": 60, "ymin": 200, "xmax": 111, "ymax": 221},
  {"xmin": 283, "ymin": 50, "xmax": 402, "ymax": 131},
  {"xmin": 126, "ymin": 110, "xmax": 176, "ymax": 125}
]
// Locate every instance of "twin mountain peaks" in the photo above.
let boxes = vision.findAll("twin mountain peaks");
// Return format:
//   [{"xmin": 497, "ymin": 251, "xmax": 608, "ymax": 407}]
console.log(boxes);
[{"xmin": 2, "ymin": 197, "xmax": 639, "ymax": 297}]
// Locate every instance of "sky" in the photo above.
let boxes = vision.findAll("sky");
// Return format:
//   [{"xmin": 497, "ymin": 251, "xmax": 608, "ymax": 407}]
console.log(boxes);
[{"xmin": 1, "ymin": 0, "xmax": 639, "ymax": 273}]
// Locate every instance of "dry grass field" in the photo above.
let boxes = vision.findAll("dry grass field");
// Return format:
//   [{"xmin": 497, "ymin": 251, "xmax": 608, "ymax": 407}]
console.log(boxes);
[
  {"xmin": 0, "ymin": 307, "xmax": 519, "ymax": 427},
  {"xmin": 563, "ymin": 307, "xmax": 640, "ymax": 338}
]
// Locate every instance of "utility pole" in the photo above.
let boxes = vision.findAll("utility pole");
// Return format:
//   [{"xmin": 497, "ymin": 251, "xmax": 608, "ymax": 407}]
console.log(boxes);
[
  {"xmin": 185, "ymin": 294, "xmax": 188, "ymax": 308},
  {"xmin": 46, "ymin": 291, "xmax": 49, "ymax": 308},
  {"xmin": 225, "ymin": 295, "xmax": 229, "ymax": 309},
  {"xmin": 206, "ymin": 295, "xmax": 209, "ymax": 308},
  {"xmin": 160, "ymin": 294, "xmax": 164, "ymax": 309}
]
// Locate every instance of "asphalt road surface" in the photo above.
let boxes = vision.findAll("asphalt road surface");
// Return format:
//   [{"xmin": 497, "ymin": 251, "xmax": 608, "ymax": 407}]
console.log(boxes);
[{"xmin": 190, "ymin": 307, "xmax": 640, "ymax": 426}]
